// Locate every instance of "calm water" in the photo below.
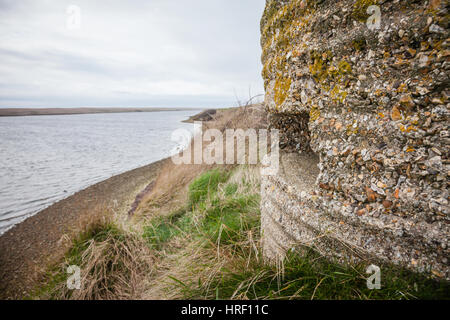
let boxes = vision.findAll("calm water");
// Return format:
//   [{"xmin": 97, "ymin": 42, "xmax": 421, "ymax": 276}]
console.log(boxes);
[{"xmin": 0, "ymin": 110, "xmax": 199, "ymax": 234}]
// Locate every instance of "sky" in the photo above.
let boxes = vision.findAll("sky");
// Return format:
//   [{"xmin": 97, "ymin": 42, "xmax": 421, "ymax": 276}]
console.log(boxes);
[{"xmin": 0, "ymin": 0, "xmax": 266, "ymax": 108}]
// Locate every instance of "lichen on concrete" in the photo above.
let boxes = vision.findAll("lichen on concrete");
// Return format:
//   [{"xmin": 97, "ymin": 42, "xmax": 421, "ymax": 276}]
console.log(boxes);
[{"xmin": 260, "ymin": 0, "xmax": 450, "ymax": 280}]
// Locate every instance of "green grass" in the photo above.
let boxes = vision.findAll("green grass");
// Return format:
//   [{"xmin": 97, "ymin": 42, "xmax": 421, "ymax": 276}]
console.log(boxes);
[
  {"xmin": 224, "ymin": 183, "xmax": 238, "ymax": 196},
  {"xmin": 201, "ymin": 251, "xmax": 450, "ymax": 300},
  {"xmin": 152, "ymin": 168, "xmax": 450, "ymax": 300},
  {"xmin": 67, "ymin": 222, "xmax": 123, "ymax": 264},
  {"xmin": 144, "ymin": 169, "xmax": 260, "ymax": 248},
  {"xmin": 202, "ymin": 195, "xmax": 260, "ymax": 244},
  {"xmin": 188, "ymin": 168, "xmax": 230, "ymax": 207},
  {"xmin": 143, "ymin": 208, "xmax": 192, "ymax": 249}
]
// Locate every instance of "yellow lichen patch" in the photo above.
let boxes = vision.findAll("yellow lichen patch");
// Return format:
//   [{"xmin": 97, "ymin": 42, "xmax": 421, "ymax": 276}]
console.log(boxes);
[
  {"xmin": 352, "ymin": 37, "xmax": 367, "ymax": 51},
  {"xmin": 262, "ymin": 58, "xmax": 273, "ymax": 85},
  {"xmin": 309, "ymin": 51, "xmax": 352, "ymax": 105},
  {"xmin": 309, "ymin": 105, "xmax": 321, "ymax": 122},
  {"xmin": 397, "ymin": 83, "xmax": 408, "ymax": 93},
  {"xmin": 261, "ymin": 0, "xmax": 313, "ymax": 43},
  {"xmin": 260, "ymin": 0, "xmax": 321, "ymax": 98},
  {"xmin": 337, "ymin": 60, "xmax": 352, "ymax": 75},
  {"xmin": 399, "ymin": 124, "xmax": 418, "ymax": 133},
  {"xmin": 309, "ymin": 51, "xmax": 330, "ymax": 83},
  {"xmin": 352, "ymin": 0, "xmax": 379, "ymax": 22},
  {"xmin": 309, "ymin": 51, "xmax": 352, "ymax": 86},
  {"xmin": 262, "ymin": 12, "xmax": 311, "ymax": 61},
  {"xmin": 426, "ymin": 0, "xmax": 442, "ymax": 16},
  {"xmin": 274, "ymin": 77, "xmax": 292, "ymax": 107},
  {"xmin": 391, "ymin": 105, "xmax": 402, "ymax": 121},
  {"xmin": 262, "ymin": 0, "xmax": 280, "ymax": 24},
  {"xmin": 330, "ymin": 85, "xmax": 348, "ymax": 103},
  {"xmin": 261, "ymin": 0, "xmax": 315, "ymax": 82},
  {"xmin": 346, "ymin": 121, "xmax": 359, "ymax": 136}
]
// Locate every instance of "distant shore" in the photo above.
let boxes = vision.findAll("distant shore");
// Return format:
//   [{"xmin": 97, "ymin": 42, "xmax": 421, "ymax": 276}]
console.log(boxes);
[{"xmin": 0, "ymin": 107, "xmax": 200, "ymax": 117}]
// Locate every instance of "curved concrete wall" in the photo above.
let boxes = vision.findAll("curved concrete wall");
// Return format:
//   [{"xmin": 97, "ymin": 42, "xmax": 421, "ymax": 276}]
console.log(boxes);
[{"xmin": 260, "ymin": 0, "xmax": 449, "ymax": 279}]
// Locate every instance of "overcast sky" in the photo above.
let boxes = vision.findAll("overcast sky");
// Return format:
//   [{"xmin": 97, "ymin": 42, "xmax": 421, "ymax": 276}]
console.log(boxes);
[{"xmin": 0, "ymin": 0, "xmax": 265, "ymax": 108}]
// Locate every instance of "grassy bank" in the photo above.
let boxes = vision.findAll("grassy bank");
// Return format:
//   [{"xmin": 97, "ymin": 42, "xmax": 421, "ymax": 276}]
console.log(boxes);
[
  {"xmin": 140, "ymin": 167, "xmax": 449, "ymax": 300},
  {"xmin": 35, "ymin": 165, "xmax": 448, "ymax": 300},
  {"xmin": 31, "ymin": 106, "xmax": 449, "ymax": 300}
]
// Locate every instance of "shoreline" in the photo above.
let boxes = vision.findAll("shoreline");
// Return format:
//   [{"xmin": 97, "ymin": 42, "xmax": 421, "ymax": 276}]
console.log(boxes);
[
  {"xmin": 0, "ymin": 108, "xmax": 213, "ymax": 298},
  {"xmin": 0, "ymin": 156, "xmax": 168, "ymax": 299}
]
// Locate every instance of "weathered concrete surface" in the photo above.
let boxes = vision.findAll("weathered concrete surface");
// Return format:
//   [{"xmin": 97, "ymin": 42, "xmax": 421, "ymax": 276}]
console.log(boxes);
[{"xmin": 260, "ymin": 0, "xmax": 449, "ymax": 279}]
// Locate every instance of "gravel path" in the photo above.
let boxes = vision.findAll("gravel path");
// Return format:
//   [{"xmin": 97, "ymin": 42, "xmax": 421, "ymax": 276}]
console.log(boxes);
[{"xmin": 0, "ymin": 158, "xmax": 166, "ymax": 299}]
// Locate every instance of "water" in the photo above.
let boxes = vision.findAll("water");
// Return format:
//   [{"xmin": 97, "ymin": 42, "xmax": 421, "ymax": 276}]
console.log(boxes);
[{"xmin": 0, "ymin": 110, "xmax": 199, "ymax": 235}]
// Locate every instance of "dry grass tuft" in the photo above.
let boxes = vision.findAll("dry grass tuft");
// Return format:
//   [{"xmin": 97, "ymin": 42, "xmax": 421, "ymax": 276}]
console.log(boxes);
[
  {"xmin": 38, "ymin": 217, "xmax": 154, "ymax": 300},
  {"xmin": 142, "ymin": 165, "xmax": 263, "ymax": 300}
]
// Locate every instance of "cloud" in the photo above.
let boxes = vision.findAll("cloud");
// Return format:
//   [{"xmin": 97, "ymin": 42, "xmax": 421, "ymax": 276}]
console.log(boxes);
[{"xmin": 0, "ymin": 0, "xmax": 265, "ymax": 108}]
